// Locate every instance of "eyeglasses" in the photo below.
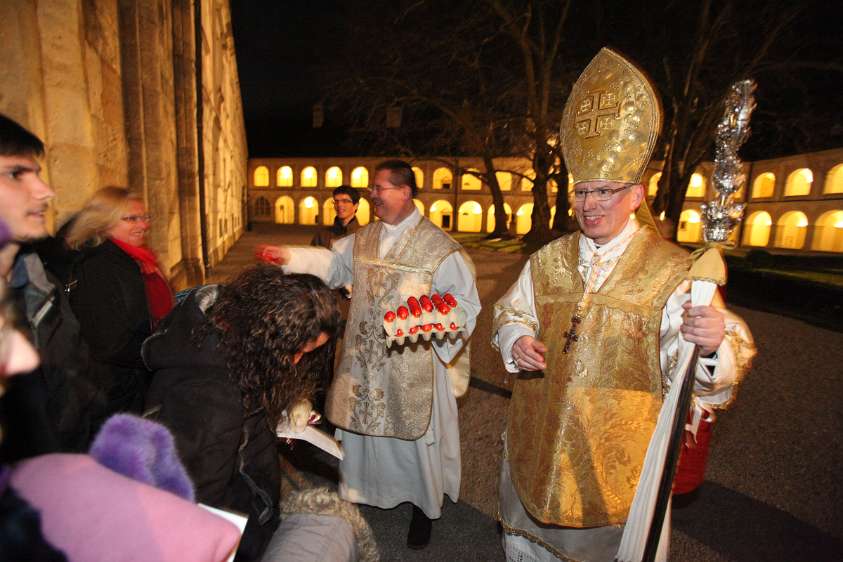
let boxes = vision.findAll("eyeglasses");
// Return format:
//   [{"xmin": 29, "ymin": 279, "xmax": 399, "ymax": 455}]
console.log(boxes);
[
  {"xmin": 121, "ymin": 214, "xmax": 152, "ymax": 223},
  {"xmin": 368, "ymin": 185, "xmax": 404, "ymax": 195},
  {"xmin": 572, "ymin": 185, "xmax": 631, "ymax": 202},
  {"xmin": 332, "ymin": 198, "xmax": 355, "ymax": 205}
]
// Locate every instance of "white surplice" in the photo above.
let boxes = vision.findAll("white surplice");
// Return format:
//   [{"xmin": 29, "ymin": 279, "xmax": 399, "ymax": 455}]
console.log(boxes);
[
  {"xmin": 284, "ymin": 209, "xmax": 481, "ymax": 518},
  {"xmin": 492, "ymin": 217, "xmax": 747, "ymax": 562}
]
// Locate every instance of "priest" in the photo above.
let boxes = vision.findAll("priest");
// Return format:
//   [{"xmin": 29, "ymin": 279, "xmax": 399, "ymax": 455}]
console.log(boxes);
[
  {"xmin": 492, "ymin": 48, "xmax": 755, "ymax": 562},
  {"xmin": 259, "ymin": 159, "xmax": 480, "ymax": 550}
]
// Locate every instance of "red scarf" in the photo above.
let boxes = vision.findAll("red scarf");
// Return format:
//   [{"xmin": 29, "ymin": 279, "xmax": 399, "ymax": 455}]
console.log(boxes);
[{"xmin": 110, "ymin": 238, "xmax": 174, "ymax": 325}]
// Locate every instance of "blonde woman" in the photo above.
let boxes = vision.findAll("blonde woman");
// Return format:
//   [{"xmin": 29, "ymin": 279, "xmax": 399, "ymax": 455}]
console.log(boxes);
[{"xmin": 65, "ymin": 187, "xmax": 173, "ymax": 421}]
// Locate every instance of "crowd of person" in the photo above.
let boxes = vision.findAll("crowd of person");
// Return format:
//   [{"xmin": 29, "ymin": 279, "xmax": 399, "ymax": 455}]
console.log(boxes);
[{"xmin": 0, "ymin": 46, "xmax": 755, "ymax": 562}]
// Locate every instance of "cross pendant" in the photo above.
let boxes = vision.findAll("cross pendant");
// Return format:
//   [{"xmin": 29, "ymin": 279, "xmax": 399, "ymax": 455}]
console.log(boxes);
[{"xmin": 563, "ymin": 314, "xmax": 582, "ymax": 354}]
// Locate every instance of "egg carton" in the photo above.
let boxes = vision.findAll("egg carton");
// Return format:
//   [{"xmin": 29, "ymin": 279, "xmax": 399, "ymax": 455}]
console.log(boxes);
[{"xmin": 382, "ymin": 293, "xmax": 466, "ymax": 347}]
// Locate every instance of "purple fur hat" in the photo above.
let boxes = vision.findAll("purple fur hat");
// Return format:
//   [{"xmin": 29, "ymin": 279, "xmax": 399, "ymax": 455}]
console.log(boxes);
[{"xmin": 89, "ymin": 414, "xmax": 195, "ymax": 501}]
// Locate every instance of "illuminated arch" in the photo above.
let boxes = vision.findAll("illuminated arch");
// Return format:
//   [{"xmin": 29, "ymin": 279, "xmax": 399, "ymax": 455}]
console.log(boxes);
[
  {"xmin": 774, "ymin": 211, "xmax": 808, "ymax": 249},
  {"xmin": 785, "ymin": 168, "xmax": 812, "ymax": 196},
  {"xmin": 496, "ymin": 171, "xmax": 512, "ymax": 191},
  {"xmin": 516, "ymin": 203, "xmax": 534, "ymax": 234},
  {"xmin": 298, "ymin": 196, "xmax": 319, "ymax": 224},
  {"xmin": 824, "ymin": 164, "xmax": 843, "ymax": 194},
  {"xmin": 686, "ymin": 173, "xmax": 706, "ymax": 198},
  {"xmin": 323, "ymin": 198, "xmax": 336, "ymax": 225},
  {"xmin": 274, "ymin": 196, "xmax": 294, "ymax": 224},
  {"xmin": 253, "ymin": 166, "xmax": 269, "ymax": 187},
  {"xmin": 277, "ymin": 166, "xmax": 293, "ymax": 187},
  {"xmin": 486, "ymin": 203, "xmax": 513, "ymax": 233},
  {"xmin": 741, "ymin": 211, "xmax": 772, "ymax": 247},
  {"xmin": 549, "ymin": 206, "xmax": 556, "ymax": 227},
  {"xmin": 325, "ymin": 166, "xmax": 343, "ymax": 188},
  {"xmin": 752, "ymin": 172, "xmax": 775, "ymax": 199},
  {"xmin": 300, "ymin": 166, "xmax": 318, "ymax": 188},
  {"xmin": 413, "ymin": 199, "xmax": 425, "ymax": 216},
  {"xmin": 812, "ymin": 210, "xmax": 843, "ymax": 252},
  {"xmin": 677, "ymin": 209, "xmax": 702, "ymax": 243},
  {"xmin": 350, "ymin": 166, "xmax": 369, "ymax": 188},
  {"xmin": 520, "ymin": 170, "xmax": 535, "ymax": 191},
  {"xmin": 461, "ymin": 170, "xmax": 482, "ymax": 191},
  {"xmin": 648, "ymin": 172, "xmax": 662, "ymax": 197},
  {"xmin": 457, "ymin": 201, "xmax": 483, "ymax": 232},
  {"xmin": 356, "ymin": 198, "xmax": 371, "ymax": 225},
  {"xmin": 254, "ymin": 197, "xmax": 271, "ymax": 217},
  {"xmin": 412, "ymin": 166, "xmax": 424, "ymax": 189},
  {"xmin": 429, "ymin": 200, "xmax": 453, "ymax": 229},
  {"xmin": 432, "ymin": 167, "xmax": 453, "ymax": 190}
]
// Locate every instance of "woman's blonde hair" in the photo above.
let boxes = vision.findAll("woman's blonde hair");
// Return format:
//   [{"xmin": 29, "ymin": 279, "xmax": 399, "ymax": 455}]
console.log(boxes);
[{"xmin": 66, "ymin": 186, "xmax": 144, "ymax": 250}]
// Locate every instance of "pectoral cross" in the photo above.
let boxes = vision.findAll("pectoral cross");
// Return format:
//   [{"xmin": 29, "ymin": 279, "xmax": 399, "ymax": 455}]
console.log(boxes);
[{"xmin": 563, "ymin": 313, "xmax": 582, "ymax": 354}]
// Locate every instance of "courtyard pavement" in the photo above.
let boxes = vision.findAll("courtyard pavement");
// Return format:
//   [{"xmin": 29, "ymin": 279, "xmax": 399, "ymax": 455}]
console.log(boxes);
[{"xmin": 211, "ymin": 224, "xmax": 843, "ymax": 561}]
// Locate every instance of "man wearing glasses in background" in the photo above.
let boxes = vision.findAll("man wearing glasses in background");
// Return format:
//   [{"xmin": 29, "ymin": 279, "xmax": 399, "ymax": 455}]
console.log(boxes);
[
  {"xmin": 310, "ymin": 184, "xmax": 361, "ymax": 249},
  {"xmin": 258, "ymin": 159, "xmax": 480, "ymax": 550}
]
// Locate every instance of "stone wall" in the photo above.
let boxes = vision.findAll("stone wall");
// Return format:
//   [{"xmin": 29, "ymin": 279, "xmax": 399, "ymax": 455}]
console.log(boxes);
[{"xmin": 0, "ymin": 0, "xmax": 247, "ymax": 288}]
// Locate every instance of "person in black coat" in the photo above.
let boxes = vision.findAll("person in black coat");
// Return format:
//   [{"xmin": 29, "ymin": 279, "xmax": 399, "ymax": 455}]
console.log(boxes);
[
  {"xmin": 143, "ymin": 267, "xmax": 339, "ymax": 562},
  {"xmin": 65, "ymin": 187, "xmax": 173, "ymax": 423}
]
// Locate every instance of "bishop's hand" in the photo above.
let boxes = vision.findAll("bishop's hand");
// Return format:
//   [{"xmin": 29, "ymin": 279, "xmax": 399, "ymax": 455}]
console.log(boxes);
[
  {"xmin": 512, "ymin": 335, "xmax": 547, "ymax": 371},
  {"xmin": 255, "ymin": 244, "xmax": 290, "ymax": 265},
  {"xmin": 680, "ymin": 301, "xmax": 725, "ymax": 356}
]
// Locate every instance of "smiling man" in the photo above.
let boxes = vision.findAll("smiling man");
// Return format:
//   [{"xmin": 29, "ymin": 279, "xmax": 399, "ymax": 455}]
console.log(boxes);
[
  {"xmin": 259, "ymin": 159, "xmax": 480, "ymax": 549},
  {"xmin": 491, "ymin": 49, "xmax": 754, "ymax": 562},
  {"xmin": 0, "ymin": 113, "xmax": 96, "ymax": 459},
  {"xmin": 310, "ymin": 185, "xmax": 361, "ymax": 249}
]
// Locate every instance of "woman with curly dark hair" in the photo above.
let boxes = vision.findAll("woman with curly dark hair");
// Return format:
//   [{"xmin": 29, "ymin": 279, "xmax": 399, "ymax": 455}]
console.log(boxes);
[{"xmin": 143, "ymin": 266, "xmax": 339, "ymax": 562}]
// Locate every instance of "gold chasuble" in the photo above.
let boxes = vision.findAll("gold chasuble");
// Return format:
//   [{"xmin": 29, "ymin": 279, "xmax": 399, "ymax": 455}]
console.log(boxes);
[
  {"xmin": 505, "ymin": 225, "xmax": 691, "ymax": 527},
  {"xmin": 326, "ymin": 217, "xmax": 472, "ymax": 441}
]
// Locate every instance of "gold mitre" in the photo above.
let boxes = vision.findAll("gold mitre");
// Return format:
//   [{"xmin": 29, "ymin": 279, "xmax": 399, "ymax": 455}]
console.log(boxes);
[{"xmin": 561, "ymin": 48, "xmax": 662, "ymax": 185}]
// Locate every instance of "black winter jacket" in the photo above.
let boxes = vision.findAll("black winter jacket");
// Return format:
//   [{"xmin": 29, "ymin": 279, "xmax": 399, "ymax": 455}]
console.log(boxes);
[{"xmin": 143, "ymin": 287, "xmax": 281, "ymax": 562}]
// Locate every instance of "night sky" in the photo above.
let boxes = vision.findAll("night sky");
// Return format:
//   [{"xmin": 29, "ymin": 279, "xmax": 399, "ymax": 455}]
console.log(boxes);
[{"xmin": 231, "ymin": 1, "xmax": 842, "ymax": 159}]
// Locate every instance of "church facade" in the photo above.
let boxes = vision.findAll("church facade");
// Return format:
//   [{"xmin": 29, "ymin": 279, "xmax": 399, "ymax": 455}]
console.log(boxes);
[{"xmin": 1, "ymin": 0, "xmax": 247, "ymax": 288}]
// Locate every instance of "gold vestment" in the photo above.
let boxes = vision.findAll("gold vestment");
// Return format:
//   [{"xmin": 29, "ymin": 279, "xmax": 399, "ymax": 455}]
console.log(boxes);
[
  {"xmin": 503, "ymin": 226, "xmax": 691, "ymax": 527},
  {"xmin": 326, "ymin": 218, "xmax": 472, "ymax": 440}
]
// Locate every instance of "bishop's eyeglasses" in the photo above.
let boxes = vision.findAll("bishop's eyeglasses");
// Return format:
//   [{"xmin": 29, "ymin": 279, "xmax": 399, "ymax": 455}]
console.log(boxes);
[{"xmin": 572, "ymin": 185, "xmax": 631, "ymax": 202}]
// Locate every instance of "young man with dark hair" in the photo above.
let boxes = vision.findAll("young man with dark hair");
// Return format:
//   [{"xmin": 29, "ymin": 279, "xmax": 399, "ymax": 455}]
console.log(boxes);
[
  {"xmin": 0, "ymin": 113, "xmax": 96, "ymax": 459},
  {"xmin": 310, "ymin": 185, "xmax": 361, "ymax": 249}
]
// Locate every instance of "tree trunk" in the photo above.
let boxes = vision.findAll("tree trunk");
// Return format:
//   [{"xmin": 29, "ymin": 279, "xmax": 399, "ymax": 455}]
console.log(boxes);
[
  {"xmin": 551, "ymin": 163, "xmax": 574, "ymax": 232},
  {"xmin": 482, "ymin": 154, "xmax": 512, "ymax": 238}
]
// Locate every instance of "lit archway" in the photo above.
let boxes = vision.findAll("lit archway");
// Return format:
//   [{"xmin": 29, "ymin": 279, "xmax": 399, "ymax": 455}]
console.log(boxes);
[
  {"xmin": 350, "ymin": 166, "xmax": 369, "ymax": 188},
  {"xmin": 461, "ymin": 170, "xmax": 482, "ymax": 191},
  {"xmin": 516, "ymin": 203, "xmax": 533, "ymax": 234},
  {"xmin": 356, "ymin": 198, "xmax": 371, "ymax": 225},
  {"xmin": 677, "ymin": 209, "xmax": 702, "ymax": 243},
  {"xmin": 412, "ymin": 166, "xmax": 424, "ymax": 190},
  {"xmin": 549, "ymin": 206, "xmax": 556, "ymax": 227},
  {"xmin": 323, "ymin": 199, "xmax": 336, "ymax": 225},
  {"xmin": 432, "ymin": 167, "xmax": 453, "ymax": 190},
  {"xmin": 742, "ymin": 211, "xmax": 772, "ymax": 247},
  {"xmin": 254, "ymin": 166, "xmax": 269, "ymax": 187},
  {"xmin": 520, "ymin": 170, "xmax": 535, "ymax": 191},
  {"xmin": 274, "ymin": 196, "xmax": 294, "ymax": 224},
  {"xmin": 457, "ymin": 201, "xmax": 483, "ymax": 232},
  {"xmin": 686, "ymin": 173, "xmax": 706, "ymax": 198},
  {"xmin": 413, "ymin": 199, "xmax": 425, "ymax": 216},
  {"xmin": 496, "ymin": 171, "xmax": 512, "ymax": 191},
  {"xmin": 752, "ymin": 172, "xmax": 775, "ymax": 199},
  {"xmin": 325, "ymin": 166, "xmax": 343, "ymax": 188},
  {"xmin": 774, "ymin": 211, "xmax": 808, "ymax": 249},
  {"xmin": 430, "ymin": 200, "xmax": 453, "ymax": 229},
  {"xmin": 812, "ymin": 210, "xmax": 843, "ymax": 252},
  {"xmin": 648, "ymin": 172, "xmax": 662, "ymax": 197},
  {"xmin": 298, "ymin": 196, "xmax": 319, "ymax": 224},
  {"xmin": 277, "ymin": 166, "xmax": 293, "ymax": 187},
  {"xmin": 301, "ymin": 166, "xmax": 318, "ymax": 188},
  {"xmin": 486, "ymin": 203, "xmax": 513, "ymax": 233},
  {"xmin": 824, "ymin": 164, "xmax": 843, "ymax": 194},
  {"xmin": 785, "ymin": 168, "xmax": 812, "ymax": 196}
]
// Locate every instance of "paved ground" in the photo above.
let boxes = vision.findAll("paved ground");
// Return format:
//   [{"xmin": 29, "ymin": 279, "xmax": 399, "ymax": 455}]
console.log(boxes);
[{"xmin": 214, "ymin": 224, "xmax": 843, "ymax": 561}]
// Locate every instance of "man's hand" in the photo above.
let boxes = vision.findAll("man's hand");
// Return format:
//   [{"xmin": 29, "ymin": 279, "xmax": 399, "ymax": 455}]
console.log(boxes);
[
  {"xmin": 255, "ymin": 244, "xmax": 289, "ymax": 265},
  {"xmin": 511, "ymin": 335, "xmax": 547, "ymax": 371},
  {"xmin": 680, "ymin": 301, "xmax": 725, "ymax": 356}
]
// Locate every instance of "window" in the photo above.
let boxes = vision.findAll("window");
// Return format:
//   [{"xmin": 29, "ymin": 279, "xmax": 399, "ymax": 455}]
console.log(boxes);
[
  {"xmin": 301, "ymin": 166, "xmax": 318, "ymax": 187},
  {"xmin": 686, "ymin": 173, "xmax": 706, "ymax": 198},
  {"xmin": 784, "ymin": 168, "xmax": 812, "ymax": 196},
  {"xmin": 253, "ymin": 166, "xmax": 269, "ymax": 187},
  {"xmin": 277, "ymin": 166, "xmax": 293, "ymax": 187},
  {"xmin": 752, "ymin": 172, "xmax": 775, "ymax": 198},
  {"xmin": 351, "ymin": 166, "xmax": 369, "ymax": 188},
  {"xmin": 325, "ymin": 166, "xmax": 343, "ymax": 188},
  {"xmin": 412, "ymin": 166, "xmax": 424, "ymax": 189}
]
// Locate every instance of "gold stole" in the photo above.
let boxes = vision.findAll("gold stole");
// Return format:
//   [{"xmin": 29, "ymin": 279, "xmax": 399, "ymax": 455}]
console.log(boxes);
[
  {"xmin": 326, "ymin": 217, "xmax": 472, "ymax": 440},
  {"xmin": 506, "ymin": 226, "xmax": 691, "ymax": 527}
]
